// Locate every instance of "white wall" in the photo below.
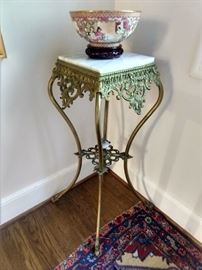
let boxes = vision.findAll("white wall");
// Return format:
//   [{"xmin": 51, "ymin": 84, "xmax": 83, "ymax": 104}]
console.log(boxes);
[
  {"xmin": 0, "ymin": 0, "xmax": 114, "ymax": 223},
  {"xmin": 1, "ymin": 0, "xmax": 201, "ymax": 242},
  {"xmin": 111, "ymin": 0, "xmax": 201, "ymax": 240}
]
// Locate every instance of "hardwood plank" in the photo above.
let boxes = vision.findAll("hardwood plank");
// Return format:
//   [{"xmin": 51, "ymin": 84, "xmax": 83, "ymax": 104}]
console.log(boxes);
[
  {"xmin": 0, "ymin": 222, "xmax": 41, "ymax": 270},
  {"xmin": 1, "ymin": 172, "xmax": 200, "ymax": 269},
  {"xmin": 0, "ymin": 172, "xmax": 138, "ymax": 270}
]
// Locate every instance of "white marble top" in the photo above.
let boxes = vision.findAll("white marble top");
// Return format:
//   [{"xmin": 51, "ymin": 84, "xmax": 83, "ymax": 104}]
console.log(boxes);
[{"xmin": 58, "ymin": 53, "xmax": 155, "ymax": 75}]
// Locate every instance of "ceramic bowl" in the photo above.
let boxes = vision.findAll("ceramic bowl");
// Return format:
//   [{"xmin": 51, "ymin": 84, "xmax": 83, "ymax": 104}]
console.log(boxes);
[{"xmin": 70, "ymin": 10, "xmax": 141, "ymax": 48}]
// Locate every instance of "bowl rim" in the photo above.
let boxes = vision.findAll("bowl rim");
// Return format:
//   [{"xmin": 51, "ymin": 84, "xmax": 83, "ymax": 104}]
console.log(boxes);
[{"xmin": 70, "ymin": 10, "xmax": 141, "ymax": 17}]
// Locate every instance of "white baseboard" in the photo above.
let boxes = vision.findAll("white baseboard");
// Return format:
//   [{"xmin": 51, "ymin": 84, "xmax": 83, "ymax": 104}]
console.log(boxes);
[
  {"xmin": 111, "ymin": 166, "xmax": 202, "ymax": 242},
  {"xmin": 1, "ymin": 163, "xmax": 201, "ymax": 243},
  {"xmin": 0, "ymin": 161, "xmax": 92, "ymax": 225},
  {"xmin": 136, "ymin": 173, "xmax": 202, "ymax": 242}
]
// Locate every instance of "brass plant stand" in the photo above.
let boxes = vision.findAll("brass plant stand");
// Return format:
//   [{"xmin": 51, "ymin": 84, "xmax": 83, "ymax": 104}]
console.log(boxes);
[{"xmin": 48, "ymin": 52, "xmax": 164, "ymax": 255}]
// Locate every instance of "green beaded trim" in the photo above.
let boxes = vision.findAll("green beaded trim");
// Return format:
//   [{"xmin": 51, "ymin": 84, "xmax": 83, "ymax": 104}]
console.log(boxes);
[{"xmin": 51, "ymin": 59, "xmax": 161, "ymax": 115}]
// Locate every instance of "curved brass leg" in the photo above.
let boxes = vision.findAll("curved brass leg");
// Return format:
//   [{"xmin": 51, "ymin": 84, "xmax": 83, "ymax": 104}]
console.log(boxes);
[
  {"xmin": 95, "ymin": 93, "xmax": 104, "ymax": 173},
  {"xmin": 103, "ymin": 99, "xmax": 109, "ymax": 141},
  {"xmin": 48, "ymin": 76, "xmax": 82, "ymax": 203},
  {"xmin": 124, "ymin": 81, "xmax": 164, "ymax": 207},
  {"xmin": 95, "ymin": 93, "xmax": 104, "ymax": 256}
]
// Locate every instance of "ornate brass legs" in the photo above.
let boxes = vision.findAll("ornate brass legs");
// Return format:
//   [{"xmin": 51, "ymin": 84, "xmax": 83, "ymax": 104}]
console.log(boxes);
[
  {"xmin": 103, "ymin": 97, "xmax": 109, "ymax": 141},
  {"xmin": 95, "ymin": 174, "xmax": 103, "ymax": 256},
  {"xmin": 95, "ymin": 93, "xmax": 104, "ymax": 175},
  {"xmin": 48, "ymin": 71, "xmax": 164, "ymax": 255},
  {"xmin": 95, "ymin": 93, "xmax": 105, "ymax": 255},
  {"xmin": 124, "ymin": 81, "xmax": 164, "ymax": 207},
  {"xmin": 48, "ymin": 77, "xmax": 82, "ymax": 202}
]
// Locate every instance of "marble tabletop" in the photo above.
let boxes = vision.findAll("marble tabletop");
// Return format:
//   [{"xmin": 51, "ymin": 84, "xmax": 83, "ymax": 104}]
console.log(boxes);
[{"xmin": 58, "ymin": 52, "xmax": 155, "ymax": 75}]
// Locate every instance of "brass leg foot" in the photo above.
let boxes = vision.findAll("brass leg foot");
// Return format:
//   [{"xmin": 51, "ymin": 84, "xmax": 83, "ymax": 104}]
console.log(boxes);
[
  {"xmin": 94, "ymin": 238, "xmax": 100, "ymax": 256},
  {"xmin": 144, "ymin": 201, "xmax": 155, "ymax": 211},
  {"xmin": 51, "ymin": 191, "xmax": 67, "ymax": 203},
  {"xmin": 50, "ymin": 164, "xmax": 82, "ymax": 203}
]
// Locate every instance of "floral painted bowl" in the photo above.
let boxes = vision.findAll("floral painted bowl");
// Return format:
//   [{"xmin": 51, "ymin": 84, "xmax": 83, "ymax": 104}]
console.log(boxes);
[{"xmin": 69, "ymin": 10, "xmax": 141, "ymax": 59}]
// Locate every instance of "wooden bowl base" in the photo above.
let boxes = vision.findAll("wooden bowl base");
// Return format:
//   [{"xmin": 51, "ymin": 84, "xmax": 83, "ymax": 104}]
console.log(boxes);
[{"xmin": 85, "ymin": 44, "xmax": 123, "ymax": 59}]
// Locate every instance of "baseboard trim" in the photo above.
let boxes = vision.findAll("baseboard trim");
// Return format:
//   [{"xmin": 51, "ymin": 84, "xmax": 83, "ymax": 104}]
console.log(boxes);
[
  {"xmin": 109, "ymin": 169, "xmax": 202, "ymax": 246},
  {"xmin": 1, "ymin": 167, "xmax": 201, "ymax": 247},
  {"xmin": 109, "ymin": 169, "xmax": 146, "ymax": 201},
  {"xmin": 0, "ymin": 161, "xmax": 93, "ymax": 226}
]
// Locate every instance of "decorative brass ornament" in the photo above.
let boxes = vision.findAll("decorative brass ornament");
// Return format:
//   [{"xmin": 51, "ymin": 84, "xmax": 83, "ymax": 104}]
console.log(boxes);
[
  {"xmin": 51, "ymin": 61, "xmax": 100, "ymax": 108},
  {"xmin": 75, "ymin": 140, "xmax": 132, "ymax": 174},
  {"xmin": 51, "ymin": 59, "xmax": 161, "ymax": 115}
]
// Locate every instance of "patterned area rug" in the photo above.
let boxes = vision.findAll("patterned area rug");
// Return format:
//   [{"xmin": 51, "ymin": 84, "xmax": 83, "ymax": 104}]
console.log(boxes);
[{"xmin": 54, "ymin": 202, "xmax": 202, "ymax": 270}]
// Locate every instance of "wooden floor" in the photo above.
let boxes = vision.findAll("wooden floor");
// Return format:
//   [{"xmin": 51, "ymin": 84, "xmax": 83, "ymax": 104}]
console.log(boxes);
[{"xmin": 0, "ymin": 172, "xmax": 139, "ymax": 270}]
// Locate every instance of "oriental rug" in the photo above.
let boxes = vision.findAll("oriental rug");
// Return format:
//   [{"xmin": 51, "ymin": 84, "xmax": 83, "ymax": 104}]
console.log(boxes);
[{"xmin": 54, "ymin": 202, "xmax": 202, "ymax": 270}]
